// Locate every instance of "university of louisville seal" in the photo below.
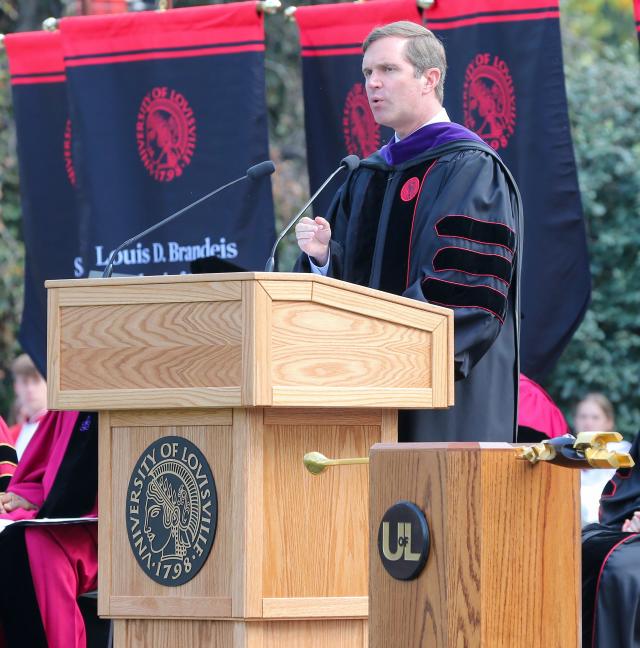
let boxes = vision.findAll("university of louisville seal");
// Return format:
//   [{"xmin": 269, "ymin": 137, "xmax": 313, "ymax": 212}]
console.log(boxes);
[
  {"xmin": 136, "ymin": 86, "xmax": 197, "ymax": 183},
  {"xmin": 343, "ymin": 83, "xmax": 380, "ymax": 158},
  {"xmin": 400, "ymin": 177, "xmax": 420, "ymax": 202},
  {"xmin": 463, "ymin": 53, "xmax": 516, "ymax": 151},
  {"xmin": 126, "ymin": 436, "xmax": 217, "ymax": 586},
  {"xmin": 63, "ymin": 119, "xmax": 76, "ymax": 187}
]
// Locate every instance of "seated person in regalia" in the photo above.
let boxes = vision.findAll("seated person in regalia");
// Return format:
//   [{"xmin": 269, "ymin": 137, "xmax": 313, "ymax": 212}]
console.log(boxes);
[
  {"xmin": 583, "ymin": 432, "xmax": 640, "ymax": 648},
  {"xmin": 0, "ymin": 410, "xmax": 98, "ymax": 648}
]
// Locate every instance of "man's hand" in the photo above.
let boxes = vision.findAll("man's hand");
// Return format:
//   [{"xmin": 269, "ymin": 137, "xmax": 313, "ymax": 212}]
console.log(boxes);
[
  {"xmin": 622, "ymin": 511, "xmax": 640, "ymax": 533},
  {"xmin": 0, "ymin": 492, "xmax": 37, "ymax": 514},
  {"xmin": 295, "ymin": 216, "xmax": 331, "ymax": 266}
]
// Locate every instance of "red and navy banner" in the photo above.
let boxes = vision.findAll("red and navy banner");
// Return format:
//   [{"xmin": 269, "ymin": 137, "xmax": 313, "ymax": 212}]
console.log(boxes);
[
  {"xmin": 635, "ymin": 0, "xmax": 640, "ymax": 46},
  {"xmin": 4, "ymin": 32, "xmax": 81, "ymax": 376},
  {"xmin": 425, "ymin": 0, "xmax": 590, "ymax": 378},
  {"xmin": 59, "ymin": 2, "xmax": 274, "ymax": 276},
  {"xmin": 296, "ymin": 0, "xmax": 422, "ymax": 215}
]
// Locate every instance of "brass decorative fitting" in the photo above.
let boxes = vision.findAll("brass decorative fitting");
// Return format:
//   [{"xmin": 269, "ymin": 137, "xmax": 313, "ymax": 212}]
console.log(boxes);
[
  {"xmin": 303, "ymin": 451, "xmax": 369, "ymax": 475},
  {"xmin": 258, "ymin": 0, "xmax": 282, "ymax": 14},
  {"xmin": 42, "ymin": 17, "xmax": 59, "ymax": 32}
]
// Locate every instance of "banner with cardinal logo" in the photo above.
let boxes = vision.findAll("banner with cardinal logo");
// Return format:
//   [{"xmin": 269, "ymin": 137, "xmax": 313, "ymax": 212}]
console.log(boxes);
[
  {"xmin": 59, "ymin": 2, "xmax": 274, "ymax": 277},
  {"xmin": 424, "ymin": 0, "xmax": 590, "ymax": 378},
  {"xmin": 296, "ymin": 0, "xmax": 422, "ymax": 216},
  {"xmin": 4, "ymin": 31, "xmax": 82, "ymax": 376}
]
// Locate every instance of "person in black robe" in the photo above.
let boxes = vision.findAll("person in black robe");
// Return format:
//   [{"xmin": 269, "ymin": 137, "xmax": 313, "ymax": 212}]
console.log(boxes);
[
  {"xmin": 295, "ymin": 21, "xmax": 522, "ymax": 442},
  {"xmin": 583, "ymin": 433, "xmax": 640, "ymax": 648}
]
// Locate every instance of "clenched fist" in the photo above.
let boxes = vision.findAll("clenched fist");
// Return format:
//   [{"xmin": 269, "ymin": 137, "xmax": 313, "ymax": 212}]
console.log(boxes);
[{"xmin": 295, "ymin": 216, "xmax": 331, "ymax": 266}]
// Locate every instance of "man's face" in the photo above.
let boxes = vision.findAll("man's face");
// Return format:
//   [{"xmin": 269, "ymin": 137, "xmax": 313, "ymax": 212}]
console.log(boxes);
[{"xmin": 362, "ymin": 36, "xmax": 429, "ymax": 139}]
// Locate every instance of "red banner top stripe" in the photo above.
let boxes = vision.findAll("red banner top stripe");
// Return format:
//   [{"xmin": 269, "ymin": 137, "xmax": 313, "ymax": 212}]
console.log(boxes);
[
  {"xmin": 296, "ymin": 0, "xmax": 421, "ymax": 48},
  {"xmin": 59, "ymin": 2, "xmax": 264, "ymax": 59},
  {"xmin": 424, "ymin": 0, "xmax": 558, "ymax": 21},
  {"xmin": 427, "ymin": 10, "xmax": 559, "ymax": 30},
  {"xmin": 10, "ymin": 75, "xmax": 67, "ymax": 86},
  {"xmin": 635, "ymin": 0, "xmax": 640, "ymax": 23},
  {"xmin": 64, "ymin": 44, "xmax": 265, "ymax": 68},
  {"xmin": 4, "ymin": 31, "xmax": 65, "ymax": 77}
]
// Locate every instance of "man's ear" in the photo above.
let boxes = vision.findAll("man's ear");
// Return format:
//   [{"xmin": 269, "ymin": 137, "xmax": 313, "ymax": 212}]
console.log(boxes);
[{"xmin": 423, "ymin": 67, "xmax": 441, "ymax": 95}]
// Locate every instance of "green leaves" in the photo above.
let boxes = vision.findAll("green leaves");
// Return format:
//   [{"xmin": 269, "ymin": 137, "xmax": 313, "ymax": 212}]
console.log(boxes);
[
  {"xmin": 545, "ymin": 39, "xmax": 640, "ymax": 437},
  {"xmin": 0, "ymin": 59, "xmax": 22, "ymax": 415}
]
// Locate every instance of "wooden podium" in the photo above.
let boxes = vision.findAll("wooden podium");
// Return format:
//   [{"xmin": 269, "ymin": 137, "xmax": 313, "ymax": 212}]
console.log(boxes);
[
  {"xmin": 46, "ymin": 272, "xmax": 454, "ymax": 648},
  {"xmin": 369, "ymin": 443, "xmax": 581, "ymax": 648}
]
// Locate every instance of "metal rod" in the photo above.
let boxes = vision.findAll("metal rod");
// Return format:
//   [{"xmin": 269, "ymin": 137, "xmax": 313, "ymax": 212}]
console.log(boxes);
[{"xmin": 303, "ymin": 451, "xmax": 369, "ymax": 476}]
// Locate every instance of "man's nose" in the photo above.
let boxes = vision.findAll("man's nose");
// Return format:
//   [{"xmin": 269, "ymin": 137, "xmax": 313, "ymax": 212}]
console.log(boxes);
[{"xmin": 367, "ymin": 73, "xmax": 382, "ymax": 88}]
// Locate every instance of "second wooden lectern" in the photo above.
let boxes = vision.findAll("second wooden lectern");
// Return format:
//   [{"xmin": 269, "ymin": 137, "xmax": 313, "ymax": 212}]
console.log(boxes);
[
  {"xmin": 369, "ymin": 443, "xmax": 581, "ymax": 648},
  {"xmin": 46, "ymin": 272, "xmax": 454, "ymax": 648}
]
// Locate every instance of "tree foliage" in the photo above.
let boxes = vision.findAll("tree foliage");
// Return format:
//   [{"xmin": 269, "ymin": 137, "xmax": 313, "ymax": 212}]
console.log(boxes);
[
  {"xmin": 544, "ymin": 33, "xmax": 640, "ymax": 435},
  {"xmin": 0, "ymin": 38, "xmax": 22, "ymax": 415},
  {"xmin": 561, "ymin": 0, "xmax": 635, "ymax": 46}
]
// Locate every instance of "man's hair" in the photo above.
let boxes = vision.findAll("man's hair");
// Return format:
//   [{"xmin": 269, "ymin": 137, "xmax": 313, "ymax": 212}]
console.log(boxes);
[
  {"xmin": 363, "ymin": 21, "xmax": 447, "ymax": 103},
  {"xmin": 11, "ymin": 353, "xmax": 40, "ymax": 380}
]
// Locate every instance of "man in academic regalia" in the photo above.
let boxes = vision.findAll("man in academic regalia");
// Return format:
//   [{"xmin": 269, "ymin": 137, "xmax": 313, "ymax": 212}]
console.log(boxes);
[
  {"xmin": 583, "ymin": 433, "xmax": 640, "ymax": 648},
  {"xmin": 0, "ymin": 410, "xmax": 98, "ymax": 648},
  {"xmin": 295, "ymin": 21, "xmax": 522, "ymax": 442}
]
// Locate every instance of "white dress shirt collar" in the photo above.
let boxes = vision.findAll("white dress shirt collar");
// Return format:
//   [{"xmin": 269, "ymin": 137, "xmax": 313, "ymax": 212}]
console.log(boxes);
[{"xmin": 394, "ymin": 107, "xmax": 451, "ymax": 142}]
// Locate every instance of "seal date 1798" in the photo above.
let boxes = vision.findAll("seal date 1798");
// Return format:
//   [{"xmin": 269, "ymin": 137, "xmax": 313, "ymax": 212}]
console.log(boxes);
[{"xmin": 126, "ymin": 436, "xmax": 218, "ymax": 586}]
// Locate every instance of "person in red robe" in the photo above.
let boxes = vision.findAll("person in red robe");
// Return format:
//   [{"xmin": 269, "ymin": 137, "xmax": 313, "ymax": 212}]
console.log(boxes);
[
  {"xmin": 0, "ymin": 410, "xmax": 98, "ymax": 648},
  {"xmin": 517, "ymin": 373, "xmax": 569, "ymax": 442},
  {"xmin": 0, "ymin": 417, "xmax": 18, "ymax": 495}
]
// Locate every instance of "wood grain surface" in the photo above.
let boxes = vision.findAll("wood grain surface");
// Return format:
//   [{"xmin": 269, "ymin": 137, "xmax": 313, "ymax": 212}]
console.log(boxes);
[
  {"xmin": 270, "ymin": 302, "xmax": 431, "ymax": 389},
  {"xmin": 48, "ymin": 273, "xmax": 454, "ymax": 410},
  {"xmin": 262, "ymin": 414, "xmax": 387, "ymax": 601},
  {"xmin": 106, "ymin": 420, "xmax": 235, "ymax": 619},
  {"xmin": 262, "ymin": 596, "xmax": 368, "ymax": 619},
  {"xmin": 113, "ymin": 619, "xmax": 368, "ymax": 648},
  {"xmin": 59, "ymin": 301, "xmax": 243, "ymax": 390},
  {"xmin": 369, "ymin": 445, "xmax": 580, "ymax": 648},
  {"xmin": 102, "ymin": 407, "xmax": 394, "ymax": 637}
]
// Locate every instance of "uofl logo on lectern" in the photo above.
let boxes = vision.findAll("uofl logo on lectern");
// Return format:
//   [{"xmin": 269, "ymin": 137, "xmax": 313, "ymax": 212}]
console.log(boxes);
[
  {"xmin": 377, "ymin": 500, "xmax": 430, "ymax": 581},
  {"xmin": 126, "ymin": 436, "xmax": 217, "ymax": 586}
]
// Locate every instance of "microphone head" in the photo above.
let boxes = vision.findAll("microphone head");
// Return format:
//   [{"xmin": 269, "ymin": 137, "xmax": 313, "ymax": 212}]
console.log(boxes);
[
  {"xmin": 247, "ymin": 160, "xmax": 276, "ymax": 180},
  {"xmin": 340, "ymin": 155, "xmax": 360, "ymax": 172}
]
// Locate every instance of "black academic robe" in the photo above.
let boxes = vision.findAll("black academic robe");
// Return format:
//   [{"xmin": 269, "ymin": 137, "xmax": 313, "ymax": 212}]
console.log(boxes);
[
  {"xmin": 297, "ymin": 139, "xmax": 522, "ymax": 442},
  {"xmin": 582, "ymin": 435, "xmax": 640, "ymax": 648}
]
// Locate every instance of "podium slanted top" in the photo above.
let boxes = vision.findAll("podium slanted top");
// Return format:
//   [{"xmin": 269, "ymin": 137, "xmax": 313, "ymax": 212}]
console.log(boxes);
[{"xmin": 46, "ymin": 272, "xmax": 454, "ymax": 411}]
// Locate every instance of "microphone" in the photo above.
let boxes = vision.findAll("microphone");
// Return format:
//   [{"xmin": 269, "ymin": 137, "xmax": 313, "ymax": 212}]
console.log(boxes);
[
  {"xmin": 102, "ymin": 160, "xmax": 275, "ymax": 278},
  {"xmin": 264, "ymin": 155, "xmax": 360, "ymax": 272},
  {"xmin": 247, "ymin": 160, "xmax": 276, "ymax": 180}
]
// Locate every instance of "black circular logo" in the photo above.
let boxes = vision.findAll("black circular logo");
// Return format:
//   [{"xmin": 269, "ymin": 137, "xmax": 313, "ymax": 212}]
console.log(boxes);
[
  {"xmin": 377, "ymin": 500, "xmax": 429, "ymax": 581},
  {"xmin": 126, "ymin": 436, "xmax": 217, "ymax": 586}
]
